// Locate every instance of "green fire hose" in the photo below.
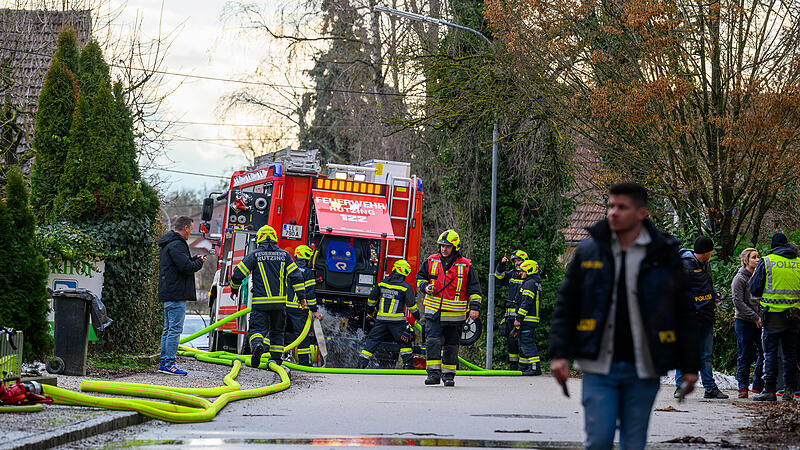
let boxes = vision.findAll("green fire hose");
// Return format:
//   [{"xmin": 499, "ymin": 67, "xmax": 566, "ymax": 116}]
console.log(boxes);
[{"xmin": 25, "ymin": 307, "xmax": 519, "ymax": 423}]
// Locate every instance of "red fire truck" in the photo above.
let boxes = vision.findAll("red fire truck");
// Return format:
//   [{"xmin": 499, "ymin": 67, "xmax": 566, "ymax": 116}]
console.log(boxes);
[{"xmin": 201, "ymin": 150, "xmax": 424, "ymax": 357}]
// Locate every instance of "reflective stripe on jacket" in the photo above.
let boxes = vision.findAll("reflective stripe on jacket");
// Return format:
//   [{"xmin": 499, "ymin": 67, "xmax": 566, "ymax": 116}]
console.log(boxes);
[
  {"xmin": 416, "ymin": 253, "xmax": 481, "ymax": 322},
  {"xmin": 231, "ymin": 241, "xmax": 304, "ymax": 310},
  {"xmin": 287, "ymin": 259, "xmax": 317, "ymax": 311},
  {"xmin": 516, "ymin": 275, "xmax": 541, "ymax": 325},
  {"xmin": 760, "ymin": 254, "xmax": 800, "ymax": 312},
  {"xmin": 368, "ymin": 272, "xmax": 419, "ymax": 322}
]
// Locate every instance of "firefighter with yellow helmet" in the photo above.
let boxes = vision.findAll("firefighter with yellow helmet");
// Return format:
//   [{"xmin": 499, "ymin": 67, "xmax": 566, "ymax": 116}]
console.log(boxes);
[
  {"xmin": 231, "ymin": 225, "xmax": 305, "ymax": 368},
  {"xmin": 514, "ymin": 259, "xmax": 543, "ymax": 375},
  {"xmin": 285, "ymin": 244, "xmax": 322, "ymax": 366},
  {"xmin": 495, "ymin": 249, "xmax": 529, "ymax": 370},
  {"xmin": 357, "ymin": 259, "xmax": 421, "ymax": 369},
  {"xmin": 416, "ymin": 229, "xmax": 482, "ymax": 386}
]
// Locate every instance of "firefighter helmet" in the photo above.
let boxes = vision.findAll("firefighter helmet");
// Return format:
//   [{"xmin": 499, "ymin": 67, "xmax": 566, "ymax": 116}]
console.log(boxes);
[
  {"xmin": 393, "ymin": 259, "xmax": 412, "ymax": 277},
  {"xmin": 295, "ymin": 245, "xmax": 314, "ymax": 260},
  {"xmin": 520, "ymin": 259, "xmax": 539, "ymax": 275},
  {"xmin": 437, "ymin": 229, "xmax": 461, "ymax": 251},
  {"xmin": 256, "ymin": 225, "xmax": 278, "ymax": 244},
  {"xmin": 511, "ymin": 249, "xmax": 528, "ymax": 261}
]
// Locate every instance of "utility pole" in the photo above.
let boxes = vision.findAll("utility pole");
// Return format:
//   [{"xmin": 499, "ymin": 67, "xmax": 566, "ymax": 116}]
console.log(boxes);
[{"xmin": 374, "ymin": 5, "xmax": 499, "ymax": 369}]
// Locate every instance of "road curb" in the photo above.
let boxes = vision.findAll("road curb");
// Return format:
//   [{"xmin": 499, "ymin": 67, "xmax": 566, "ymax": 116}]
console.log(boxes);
[{"xmin": 8, "ymin": 411, "xmax": 148, "ymax": 450}]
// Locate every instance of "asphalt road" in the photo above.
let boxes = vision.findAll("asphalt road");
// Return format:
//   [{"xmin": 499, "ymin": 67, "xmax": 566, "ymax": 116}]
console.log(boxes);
[{"xmin": 96, "ymin": 369, "xmax": 754, "ymax": 449}]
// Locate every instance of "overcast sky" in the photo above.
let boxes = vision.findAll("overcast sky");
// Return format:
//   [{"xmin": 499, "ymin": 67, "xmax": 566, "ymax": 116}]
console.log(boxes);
[{"xmin": 116, "ymin": 1, "xmax": 278, "ymax": 194}]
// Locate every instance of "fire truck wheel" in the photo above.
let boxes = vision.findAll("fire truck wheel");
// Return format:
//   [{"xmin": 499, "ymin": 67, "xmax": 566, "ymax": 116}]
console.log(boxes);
[
  {"xmin": 459, "ymin": 318, "xmax": 482, "ymax": 346},
  {"xmin": 46, "ymin": 357, "xmax": 65, "ymax": 375}
]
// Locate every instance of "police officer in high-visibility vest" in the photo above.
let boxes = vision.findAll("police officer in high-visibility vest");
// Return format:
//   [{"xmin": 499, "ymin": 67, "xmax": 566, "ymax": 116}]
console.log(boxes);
[
  {"xmin": 358, "ymin": 260, "xmax": 421, "ymax": 369},
  {"xmin": 749, "ymin": 232, "xmax": 800, "ymax": 402},
  {"xmin": 231, "ymin": 225, "xmax": 305, "ymax": 368},
  {"xmin": 514, "ymin": 259, "xmax": 542, "ymax": 376},
  {"xmin": 495, "ymin": 249, "xmax": 528, "ymax": 370},
  {"xmin": 285, "ymin": 245, "xmax": 322, "ymax": 366},
  {"xmin": 417, "ymin": 229, "xmax": 482, "ymax": 386}
]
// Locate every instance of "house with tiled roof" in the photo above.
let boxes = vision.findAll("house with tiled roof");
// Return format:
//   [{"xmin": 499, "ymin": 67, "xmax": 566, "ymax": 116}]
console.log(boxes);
[
  {"xmin": 0, "ymin": 8, "xmax": 91, "ymax": 168},
  {"xmin": 562, "ymin": 143, "xmax": 608, "ymax": 248}
]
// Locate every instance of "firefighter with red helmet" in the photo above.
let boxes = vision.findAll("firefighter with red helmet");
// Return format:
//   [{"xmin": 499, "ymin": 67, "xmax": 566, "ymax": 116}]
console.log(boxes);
[
  {"xmin": 416, "ymin": 230, "xmax": 482, "ymax": 386},
  {"xmin": 495, "ymin": 249, "xmax": 528, "ymax": 370},
  {"xmin": 514, "ymin": 260, "xmax": 543, "ymax": 376},
  {"xmin": 231, "ymin": 225, "xmax": 305, "ymax": 368},
  {"xmin": 357, "ymin": 260, "xmax": 421, "ymax": 369},
  {"xmin": 285, "ymin": 245, "xmax": 322, "ymax": 366}
]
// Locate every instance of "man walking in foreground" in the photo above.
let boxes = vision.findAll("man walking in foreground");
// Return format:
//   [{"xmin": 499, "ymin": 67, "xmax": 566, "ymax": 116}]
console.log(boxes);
[
  {"xmin": 158, "ymin": 216, "xmax": 206, "ymax": 375},
  {"xmin": 549, "ymin": 183, "xmax": 699, "ymax": 450}
]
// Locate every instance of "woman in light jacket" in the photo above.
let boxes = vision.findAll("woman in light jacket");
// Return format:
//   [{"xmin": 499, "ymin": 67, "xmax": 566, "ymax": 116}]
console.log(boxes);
[{"xmin": 731, "ymin": 247, "xmax": 764, "ymax": 398}]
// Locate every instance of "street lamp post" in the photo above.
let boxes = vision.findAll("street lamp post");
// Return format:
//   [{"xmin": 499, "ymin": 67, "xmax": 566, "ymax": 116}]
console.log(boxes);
[{"xmin": 374, "ymin": 5, "xmax": 499, "ymax": 369}]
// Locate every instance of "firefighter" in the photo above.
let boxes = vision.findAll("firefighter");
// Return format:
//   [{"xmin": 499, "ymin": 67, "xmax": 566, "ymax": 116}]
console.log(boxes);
[
  {"xmin": 231, "ymin": 225, "xmax": 305, "ymax": 369},
  {"xmin": 417, "ymin": 229, "xmax": 482, "ymax": 387},
  {"xmin": 285, "ymin": 245, "xmax": 322, "ymax": 366},
  {"xmin": 357, "ymin": 260, "xmax": 421, "ymax": 369},
  {"xmin": 514, "ymin": 259, "xmax": 542, "ymax": 376},
  {"xmin": 495, "ymin": 249, "xmax": 528, "ymax": 370}
]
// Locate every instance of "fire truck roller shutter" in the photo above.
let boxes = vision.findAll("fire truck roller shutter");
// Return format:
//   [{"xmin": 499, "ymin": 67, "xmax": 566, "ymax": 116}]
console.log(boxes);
[{"xmin": 311, "ymin": 190, "xmax": 395, "ymax": 240}]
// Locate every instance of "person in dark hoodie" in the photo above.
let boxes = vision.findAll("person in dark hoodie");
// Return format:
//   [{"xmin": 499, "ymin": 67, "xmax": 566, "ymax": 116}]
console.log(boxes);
[
  {"xmin": 158, "ymin": 216, "xmax": 206, "ymax": 375},
  {"xmin": 731, "ymin": 247, "xmax": 764, "ymax": 398},
  {"xmin": 549, "ymin": 182, "xmax": 699, "ymax": 450},
  {"xmin": 674, "ymin": 236, "xmax": 728, "ymax": 399},
  {"xmin": 748, "ymin": 232, "xmax": 800, "ymax": 402}
]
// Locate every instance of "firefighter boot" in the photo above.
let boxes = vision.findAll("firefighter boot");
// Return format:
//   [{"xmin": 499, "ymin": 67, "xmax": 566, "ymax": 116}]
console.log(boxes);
[
  {"xmin": 523, "ymin": 362, "xmax": 542, "ymax": 376},
  {"xmin": 443, "ymin": 372, "xmax": 455, "ymax": 387},
  {"xmin": 425, "ymin": 371, "xmax": 441, "ymax": 385},
  {"xmin": 251, "ymin": 343, "xmax": 265, "ymax": 369},
  {"xmin": 519, "ymin": 363, "xmax": 531, "ymax": 373},
  {"xmin": 509, "ymin": 361, "xmax": 519, "ymax": 371},
  {"xmin": 357, "ymin": 356, "xmax": 370, "ymax": 369}
]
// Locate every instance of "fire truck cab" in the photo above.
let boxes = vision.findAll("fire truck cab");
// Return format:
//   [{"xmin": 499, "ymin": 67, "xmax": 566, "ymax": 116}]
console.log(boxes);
[{"xmin": 202, "ymin": 149, "xmax": 423, "ymax": 356}]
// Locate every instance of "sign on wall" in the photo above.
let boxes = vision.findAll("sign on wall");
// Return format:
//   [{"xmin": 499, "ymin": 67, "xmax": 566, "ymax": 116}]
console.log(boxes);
[{"xmin": 47, "ymin": 261, "xmax": 105, "ymax": 341}]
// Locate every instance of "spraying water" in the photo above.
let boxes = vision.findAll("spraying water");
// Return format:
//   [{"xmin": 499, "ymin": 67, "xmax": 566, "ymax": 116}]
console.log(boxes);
[{"xmin": 313, "ymin": 306, "xmax": 366, "ymax": 368}]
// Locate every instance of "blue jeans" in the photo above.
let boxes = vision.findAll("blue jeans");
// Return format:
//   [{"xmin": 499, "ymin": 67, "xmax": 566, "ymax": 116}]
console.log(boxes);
[
  {"xmin": 582, "ymin": 362, "xmax": 660, "ymax": 450},
  {"xmin": 735, "ymin": 319, "xmax": 764, "ymax": 391},
  {"xmin": 675, "ymin": 322, "xmax": 717, "ymax": 391},
  {"xmin": 160, "ymin": 301, "xmax": 186, "ymax": 365}
]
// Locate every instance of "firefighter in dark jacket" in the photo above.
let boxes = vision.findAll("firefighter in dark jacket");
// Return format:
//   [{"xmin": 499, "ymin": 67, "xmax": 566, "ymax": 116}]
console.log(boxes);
[
  {"xmin": 358, "ymin": 260, "xmax": 421, "ymax": 369},
  {"xmin": 673, "ymin": 236, "xmax": 728, "ymax": 399},
  {"xmin": 416, "ymin": 229, "xmax": 482, "ymax": 387},
  {"xmin": 495, "ymin": 249, "xmax": 528, "ymax": 370},
  {"xmin": 748, "ymin": 232, "xmax": 800, "ymax": 402},
  {"xmin": 513, "ymin": 259, "xmax": 542, "ymax": 376},
  {"xmin": 285, "ymin": 245, "xmax": 322, "ymax": 366},
  {"xmin": 231, "ymin": 225, "xmax": 305, "ymax": 368}
]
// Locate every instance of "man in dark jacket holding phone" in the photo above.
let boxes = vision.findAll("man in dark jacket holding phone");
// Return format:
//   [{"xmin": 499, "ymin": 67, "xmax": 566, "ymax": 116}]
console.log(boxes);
[
  {"xmin": 549, "ymin": 183, "xmax": 699, "ymax": 450},
  {"xmin": 158, "ymin": 216, "xmax": 206, "ymax": 375},
  {"xmin": 673, "ymin": 236, "xmax": 728, "ymax": 399}
]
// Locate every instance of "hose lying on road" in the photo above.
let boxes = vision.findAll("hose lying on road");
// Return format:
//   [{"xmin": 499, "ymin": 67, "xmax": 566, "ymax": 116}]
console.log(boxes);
[
  {"xmin": 30, "ymin": 309, "xmax": 519, "ymax": 423},
  {"xmin": 36, "ymin": 310, "xmax": 311, "ymax": 423}
]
